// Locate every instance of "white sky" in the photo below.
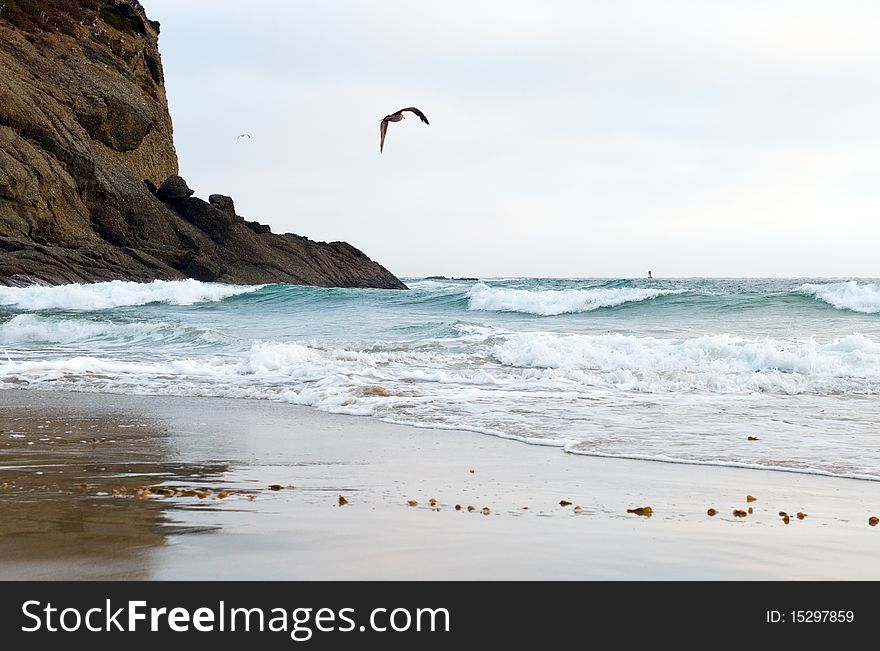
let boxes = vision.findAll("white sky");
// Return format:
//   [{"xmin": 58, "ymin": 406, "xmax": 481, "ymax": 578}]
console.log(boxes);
[{"xmin": 141, "ymin": 0, "xmax": 880, "ymax": 278}]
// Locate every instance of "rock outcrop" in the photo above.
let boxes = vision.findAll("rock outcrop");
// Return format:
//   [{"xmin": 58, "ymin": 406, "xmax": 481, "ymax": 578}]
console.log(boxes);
[{"xmin": 0, "ymin": 1, "xmax": 406, "ymax": 289}]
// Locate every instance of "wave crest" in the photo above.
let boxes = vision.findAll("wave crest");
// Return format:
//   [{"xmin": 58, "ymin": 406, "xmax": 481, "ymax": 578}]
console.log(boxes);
[
  {"xmin": 0, "ymin": 314, "xmax": 228, "ymax": 346},
  {"xmin": 0, "ymin": 279, "xmax": 263, "ymax": 311},
  {"xmin": 798, "ymin": 281, "xmax": 880, "ymax": 314},
  {"xmin": 467, "ymin": 283, "xmax": 682, "ymax": 316}
]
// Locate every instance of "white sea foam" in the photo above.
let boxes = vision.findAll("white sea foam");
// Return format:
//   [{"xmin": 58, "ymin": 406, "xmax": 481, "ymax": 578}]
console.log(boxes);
[
  {"xmin": 491, "ymin": 331, "xmax": 880, "ymax": 393},
  {"xmin": 1, "ymin": 314, "xmax": 162, "ymax": 344},
  {"xmin": 0, "ymin": 279, "xmax": 262, "ymax": 311},
  {"xmin": 0, "ymin": 314, "xmax": 231, "ymax": 346},
  {"xmin": 5, "ymin": 328, "xmax": 880, "ymax": 479},
  {"xmin": 799, "ymin": 281, "xmax": 880, "ymax": 314},
  {"xmin": 467, "ymin": 283, "xmax": 682, "ymax": 315},
  {"xmin": 4, "ymin": 329, "xmax": 880, "ymax": 406}
]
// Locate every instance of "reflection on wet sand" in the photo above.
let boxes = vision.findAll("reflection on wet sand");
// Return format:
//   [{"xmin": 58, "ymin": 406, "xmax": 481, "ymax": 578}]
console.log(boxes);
[
  {"xmin": 4, "ymin": 390, "xmax": 880, "ymax": 580},
  {"xmin": 0, "ymin": 405, "xmax": 230, "ymax": 579}
]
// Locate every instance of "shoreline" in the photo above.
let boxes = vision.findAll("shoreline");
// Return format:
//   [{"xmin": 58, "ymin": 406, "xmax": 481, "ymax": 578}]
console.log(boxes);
[
  {"xmin": 7, "ymin": 387, "xmax": 879, "ymax": 485},
  {"xmin": 2, "ymin": 388, "xmax": 880, "ymax": 580}
]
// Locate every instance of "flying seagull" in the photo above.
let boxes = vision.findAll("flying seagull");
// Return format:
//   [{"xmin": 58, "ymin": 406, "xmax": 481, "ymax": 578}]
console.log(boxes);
[
  {"xmin": 237, "ymin": 133, "xmax": 252, "ymax": 139},
  {"xmin": 380, "ymin": 107, "xmax": 429, "ymax": 152}
]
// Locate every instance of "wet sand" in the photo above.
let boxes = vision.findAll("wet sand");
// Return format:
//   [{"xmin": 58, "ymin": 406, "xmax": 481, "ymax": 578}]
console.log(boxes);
[{"xmin": 1, "ymin": 389, "xmax": 879, "ymax": 580}]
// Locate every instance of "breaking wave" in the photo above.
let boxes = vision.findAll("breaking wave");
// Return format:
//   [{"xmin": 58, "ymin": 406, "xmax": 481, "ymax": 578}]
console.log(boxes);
[
  {"xmin": 491, "ymin": 331, "xmax": 880, "ymax": 394},
  {"xmin": 0, "ymin": 279, "xmax": 262, "ymax": 311},
  {"xmin": 798, "ymin": 281, "xmax": 880, "ymax": 314},
  {"xmin": 467, "ymin": 283, "xmax": 684, "ymax": 316}
]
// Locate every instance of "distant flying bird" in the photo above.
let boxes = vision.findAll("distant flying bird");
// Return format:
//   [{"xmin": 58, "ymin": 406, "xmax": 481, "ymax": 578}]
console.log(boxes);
[
  {"xmin": 379, "ymin": 107, "xmax": 429, "ymax": 152},
  {"xmin": 237, "ymin": 133, "xmax": 252, "ymax": 139}
]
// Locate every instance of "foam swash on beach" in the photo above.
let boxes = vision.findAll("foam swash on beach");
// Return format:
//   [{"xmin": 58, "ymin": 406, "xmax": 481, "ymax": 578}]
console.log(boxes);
[{"xmin": 2, "ymin": 277, "xmax": 880, "ymax": 480}]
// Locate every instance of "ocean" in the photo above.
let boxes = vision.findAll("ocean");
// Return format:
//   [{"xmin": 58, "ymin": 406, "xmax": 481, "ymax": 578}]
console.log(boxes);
[{"xmin": 1, "ymin": 277, "xmax": 879, "ymax": 480}]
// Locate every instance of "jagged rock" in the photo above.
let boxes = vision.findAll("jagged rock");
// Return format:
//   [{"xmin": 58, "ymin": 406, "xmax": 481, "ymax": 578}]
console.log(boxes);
[
  {"xmin": 100, "ymin": 3, "xmax": 147, "ymax": 36},
  {"xmin": 180, "ymin": 251, "xmax": 222, "ymax": 282},
  {"xmin": 208, "ymin": 194, "xmax": 236, "ymax": 219},
  {"xmin": 0, "ymin": 1, "xmax": 406, "ymax": 290},
  {"xmin": 175, "ymin": 197, "xmax": 233, "ymax": 239},
  {"xmin": 246, "ymin": 221, "xmax": 271, "ymax": 235},
  {"xmin": 156, "ymin": 174, "xmax": 193, "ymax": 202},
  {"xmin": 76, "ymin": 95, "xmax": 154, "ymax": 152}
]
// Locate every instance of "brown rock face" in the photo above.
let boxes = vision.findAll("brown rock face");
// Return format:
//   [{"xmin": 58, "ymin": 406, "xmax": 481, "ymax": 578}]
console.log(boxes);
[{"xmin": 0, "ymin": 1, "xmax": 406, "ymax": 289}]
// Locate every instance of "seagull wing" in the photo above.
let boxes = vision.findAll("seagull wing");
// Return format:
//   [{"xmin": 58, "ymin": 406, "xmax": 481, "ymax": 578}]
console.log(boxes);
[
  {"xmin": 380, "ymin": 119, "xmax": 389, "ymax": 153},
  {"xmin": 401, "ymin": 107, "xmax": 429, "ymax": 125}
]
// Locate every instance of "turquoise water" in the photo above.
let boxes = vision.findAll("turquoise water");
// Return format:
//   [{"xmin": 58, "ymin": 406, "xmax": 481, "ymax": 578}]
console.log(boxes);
[{"xmin": 2, "ymin": 277, "xmax": 880, "ymax": 479}]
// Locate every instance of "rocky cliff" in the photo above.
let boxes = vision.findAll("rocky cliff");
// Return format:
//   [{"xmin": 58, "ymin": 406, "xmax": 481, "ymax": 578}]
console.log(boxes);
[{"xmin": 0, "ymin": 0, "xmax": 406, "ymax": 289}]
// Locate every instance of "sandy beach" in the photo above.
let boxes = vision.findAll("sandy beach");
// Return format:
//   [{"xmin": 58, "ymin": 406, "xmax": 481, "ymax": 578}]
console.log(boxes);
[{"xmin": 1, "ymin": 389, "xmax": 879, "ymax": 580}]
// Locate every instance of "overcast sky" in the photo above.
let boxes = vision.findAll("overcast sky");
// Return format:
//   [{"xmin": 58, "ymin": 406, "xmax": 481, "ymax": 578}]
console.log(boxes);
[{"xmin": 141, "ymin": 1, "xmax": 880, "ymax": 278}]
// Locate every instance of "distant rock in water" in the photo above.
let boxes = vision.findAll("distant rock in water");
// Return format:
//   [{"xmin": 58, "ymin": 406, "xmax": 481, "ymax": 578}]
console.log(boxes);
[
  {"xmin": 0, "ymin": 1, "xmax": 405, "ymax": 289},
  {"xmin": 425, "ymin": 276, "xmax": 479, "ymax": 281}
]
